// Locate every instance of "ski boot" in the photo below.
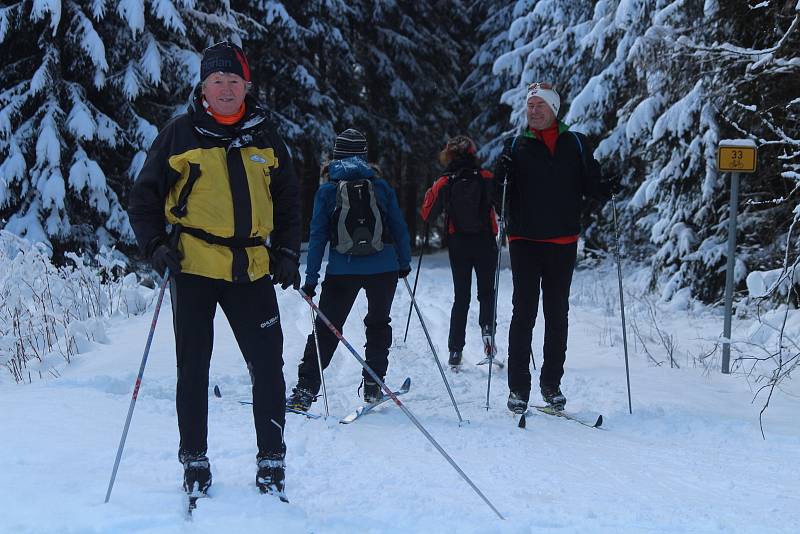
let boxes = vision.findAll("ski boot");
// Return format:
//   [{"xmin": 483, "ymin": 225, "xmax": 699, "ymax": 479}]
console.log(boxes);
[
  {"xmin": 286, "ymin": 385, "xmax": 315, "ymax": 412},
  {"xmin": 256, "ymin": 454, "xmax": 288, "ymax": 502},
  {"xmin": 448, "ymin": 351, "xmax": 463, "ymax": 367},
  {"xmin": 507, "ymin": 391, "xmax": 529, "ymax": 415},
  {"xmin": 540, "ymin": 384, "xmax": 567, "ymax": 410},
  {"xmin": 360, "ymin": 378, "xmax": 383, "ymax": 404},
  {"xmin": 180, "ymin": 452, "xmax": 212, "ymax": 495}
]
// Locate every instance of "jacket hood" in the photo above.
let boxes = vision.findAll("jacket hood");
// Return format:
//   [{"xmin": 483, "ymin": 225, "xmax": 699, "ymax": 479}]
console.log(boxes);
[
  {"xmin": 328, "ymin": 156, "xmax": 375, "ymax": 182},
  {"xmin": 188, "ymin": 84, "xmax": 268, "ymax": 140}
]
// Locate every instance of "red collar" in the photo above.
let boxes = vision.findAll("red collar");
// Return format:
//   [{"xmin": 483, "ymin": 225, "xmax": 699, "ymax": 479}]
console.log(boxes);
[
  {"xmin": 203, "ymin": 98, "xmax": 246, "ymax": 125},
  {"xmin": 533, "ymin": 123, "xmax": 560, "ymax": 155}
]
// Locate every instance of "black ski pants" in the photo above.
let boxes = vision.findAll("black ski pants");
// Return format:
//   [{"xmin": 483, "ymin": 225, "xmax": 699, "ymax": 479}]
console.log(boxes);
[
  {"xmin": 170, "ymin": 273, "xmax": 285, "ymax": 460},
  {"xmin": 297, "ymin": 272, "xmax": 398, "ymax": 394},
  {"xmin": 507, "ymin": 240, "xmax": 577, "ymax": 397},
  {"xmin": 447, "ymin": 233, "xmax": 498, "ymax": 352}
]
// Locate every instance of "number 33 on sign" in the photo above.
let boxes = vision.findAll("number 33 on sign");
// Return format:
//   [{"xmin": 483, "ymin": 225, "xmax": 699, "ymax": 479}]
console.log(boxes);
[{"xmin": 717, "ymin": 140, "xmax": 757, "ymax": 173}]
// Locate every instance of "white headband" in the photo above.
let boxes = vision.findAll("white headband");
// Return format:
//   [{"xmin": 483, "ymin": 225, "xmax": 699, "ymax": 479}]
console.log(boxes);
[{"xmin": 526, "ymin": 84, "xmax": 560, "ymax": 116}]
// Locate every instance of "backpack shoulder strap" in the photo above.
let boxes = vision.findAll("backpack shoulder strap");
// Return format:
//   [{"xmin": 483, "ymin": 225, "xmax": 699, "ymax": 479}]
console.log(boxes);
[
  {"xmin": 570, "ymin": 131, "xmax": 584, "ymax": 157},
  {"xmin": 570, "ymin": 131, "xmax": 587, "ymax": 174}
]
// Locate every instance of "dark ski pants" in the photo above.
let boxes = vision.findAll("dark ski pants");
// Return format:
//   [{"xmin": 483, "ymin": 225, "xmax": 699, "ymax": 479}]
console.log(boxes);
[
  {"xmin": 507, "ymin": 240, "xmax": 577, "ymax": 397},
  {"xmin": 447, "ymin": 233, "xmax": 498, "ymax": 351},
  {"xmin": 170, "ymin": 273, "xmax": 285, "ymax": 460},
  {"xmin": 297, "ymin": 272, "xmax": 398, "ymax": 394}
]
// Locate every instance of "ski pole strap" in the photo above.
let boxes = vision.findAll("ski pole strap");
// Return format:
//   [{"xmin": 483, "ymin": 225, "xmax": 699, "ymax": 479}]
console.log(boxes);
[{"xmin": 180, "ymin": 226, "xmax": 265, "ymax": 249}]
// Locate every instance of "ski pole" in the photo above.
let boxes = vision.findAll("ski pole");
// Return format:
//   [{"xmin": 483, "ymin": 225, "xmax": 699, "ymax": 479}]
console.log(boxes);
[
  {"xmin": 310, "ymin": 306, "xmax": 330, "ymax": 417},
  {"xmin": 105, "ymin": 268, "xmax": 171, "ymax": 503},
  {"xmin": 403, "ymin": 223, "xmax": 429, "ymax": 343},
  {"xmin": 297, "ymin": 289, "xmax": 504, "ymax": 520},
  {"xmin": 402, "ymin": 277, "xmax": 466, "ymax": 425},
  {"xmin": 486, "ymin": 172, "xmax": 510, "ymax": 410},
  {"xmin": 611, "ymin": 194, "xmax": 632, "ymax": 414}
]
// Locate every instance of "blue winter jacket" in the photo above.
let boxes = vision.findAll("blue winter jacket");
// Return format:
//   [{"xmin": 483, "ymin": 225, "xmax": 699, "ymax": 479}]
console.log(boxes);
[{"xmin": 304, "ymin": 156, "xmax": 412, "ymax": 287}]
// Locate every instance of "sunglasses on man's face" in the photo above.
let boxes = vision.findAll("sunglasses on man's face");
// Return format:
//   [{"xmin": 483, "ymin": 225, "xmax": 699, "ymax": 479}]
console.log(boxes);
[{"xmin": 528, "ymin": 82, "xmax": 554, "ymax": 91}]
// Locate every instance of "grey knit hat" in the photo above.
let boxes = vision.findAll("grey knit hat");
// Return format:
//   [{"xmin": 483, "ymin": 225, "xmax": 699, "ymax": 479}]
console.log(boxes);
[{"xmin": 332, "ymin": 128, "xmax": 368, "ymax": 160}]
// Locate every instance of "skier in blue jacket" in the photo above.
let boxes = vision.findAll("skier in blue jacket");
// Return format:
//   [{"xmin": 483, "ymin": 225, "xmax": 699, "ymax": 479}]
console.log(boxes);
[{"xmin": 288, "ymin": 129, "xmax": 412, "ymax": 411}]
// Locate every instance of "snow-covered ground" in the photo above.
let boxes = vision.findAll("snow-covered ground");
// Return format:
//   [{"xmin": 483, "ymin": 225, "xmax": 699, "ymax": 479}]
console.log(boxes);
[{"xmin": 1, "ymin": 250, "xmax": 798, "ymax": 533}]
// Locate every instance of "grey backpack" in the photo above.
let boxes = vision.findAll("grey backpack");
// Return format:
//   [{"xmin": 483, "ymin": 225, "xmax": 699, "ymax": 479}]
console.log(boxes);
[{"xmin": 331, "ymin": 179, "xmax": 385, "ymax": 255}]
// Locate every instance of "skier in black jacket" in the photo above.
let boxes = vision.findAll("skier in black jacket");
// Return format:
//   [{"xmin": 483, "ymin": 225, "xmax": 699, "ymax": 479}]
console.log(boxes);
[{"xmin": 495, "ymin": 82, "xmax": 602, "ymax": 414}]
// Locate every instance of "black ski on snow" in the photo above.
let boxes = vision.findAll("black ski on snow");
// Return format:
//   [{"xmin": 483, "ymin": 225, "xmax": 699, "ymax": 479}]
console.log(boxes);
[
  {"xmin": 235, "ymin": 399, "xmax": 323, "ymax": 420},
  {"xmin": 215, "ymin": 384, "xmax": 323, "ymax": 419},
  {"xmin": 339, "ymin": 377, "xmax": 412, "ymax": 424},
  {"xmin": 285, "ymin": 405, "xmax": 322, "ymax": 419},
  {"xmin": 531, "ymin": 405, "xmax": 603, "ymax": 428}
]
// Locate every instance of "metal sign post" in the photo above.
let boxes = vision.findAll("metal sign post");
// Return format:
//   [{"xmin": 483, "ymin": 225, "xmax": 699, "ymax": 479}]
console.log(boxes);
[{"xmin": 717, "ymin": 140, "xmax": 757, "ymax": 374}]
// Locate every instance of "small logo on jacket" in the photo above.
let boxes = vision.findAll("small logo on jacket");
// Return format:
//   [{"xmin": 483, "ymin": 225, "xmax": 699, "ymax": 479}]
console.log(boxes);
[
  {"xmin": 260, "ymin": 315, "xmax": 279, "ymax": 329},
  {"xmin": 250, "ymin": 154, "xmax": 267, "ymax": 164}
]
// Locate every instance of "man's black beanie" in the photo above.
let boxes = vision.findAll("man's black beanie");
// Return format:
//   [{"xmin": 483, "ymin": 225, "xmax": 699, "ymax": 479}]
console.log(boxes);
[{"xmin": 201, "ymin": 41, "xmax": 251, "ymax": 82}]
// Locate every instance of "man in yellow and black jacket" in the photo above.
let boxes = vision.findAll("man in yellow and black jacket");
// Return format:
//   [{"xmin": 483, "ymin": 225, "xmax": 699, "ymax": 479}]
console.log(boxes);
[{"xmin": 128, "ymin": 41, "xmax": 299, "ymax": 501}]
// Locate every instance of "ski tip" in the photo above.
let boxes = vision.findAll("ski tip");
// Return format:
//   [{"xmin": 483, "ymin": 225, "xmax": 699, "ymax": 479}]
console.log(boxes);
[
  {"xmin": 213, "ymin": 385, "xmax": 221, "ymax": 398},
  {"xmin": 595, "ymin": 414, "xmax": 603, "ymax": 428},
  {"xmin": 518, "ymin": 413, "xmax": 527, "ymax": 429},
  {"xmin": 401, "ymin": 376, "xmax": 411, "ymax": 391}
]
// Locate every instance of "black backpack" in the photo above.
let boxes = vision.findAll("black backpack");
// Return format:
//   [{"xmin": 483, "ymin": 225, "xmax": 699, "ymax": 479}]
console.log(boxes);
[
  {"xmin": 445, "ymin": 168, "xmax": 491, "ymax": 234},
  {"xmin": 331, "ymin": 179, "xmax": 387, "ymax": 255}
]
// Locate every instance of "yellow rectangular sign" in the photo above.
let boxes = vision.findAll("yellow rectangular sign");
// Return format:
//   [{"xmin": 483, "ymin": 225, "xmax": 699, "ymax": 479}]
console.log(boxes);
[{"xmin": 717, "ymin": 146, "xmax": 757, "ymax": 173}]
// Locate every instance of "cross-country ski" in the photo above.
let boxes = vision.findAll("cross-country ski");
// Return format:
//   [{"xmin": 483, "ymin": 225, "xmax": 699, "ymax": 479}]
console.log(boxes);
[{"xmin": 339, "ymin": 377, "xmax": 412, "ymax": 424}]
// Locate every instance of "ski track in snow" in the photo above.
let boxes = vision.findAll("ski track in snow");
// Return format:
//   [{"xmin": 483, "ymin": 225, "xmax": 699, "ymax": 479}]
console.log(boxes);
[{"xmin": 1, "ymin": 251, "xmax": 798, "ymax": 533}]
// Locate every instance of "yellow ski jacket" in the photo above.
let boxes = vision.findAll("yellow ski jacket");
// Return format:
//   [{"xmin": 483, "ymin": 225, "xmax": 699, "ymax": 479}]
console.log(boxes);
[{"xmin": 129, "ymin": 88, "xmax": 300, "ymax": 282}]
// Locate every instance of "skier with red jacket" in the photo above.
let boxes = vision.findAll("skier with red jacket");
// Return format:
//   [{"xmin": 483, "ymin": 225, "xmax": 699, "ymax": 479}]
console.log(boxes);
[{"xmin": 421, "ymin": 136, "xmax": 498, "ymax": 368}]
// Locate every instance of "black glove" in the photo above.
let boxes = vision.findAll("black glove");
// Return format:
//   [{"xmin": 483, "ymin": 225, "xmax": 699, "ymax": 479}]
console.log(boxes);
[
  {"xmin": 149, "ymin": 237, "xmax": 182, "ymax": 276},
  {"xmin": 496, "ymin": 153, "xmax": 513, "ymax": 180},
  {"xmin": 301, "ymin": 283, "xmax": 316, "ymax": 298},
  {"xmin": 398, "ymin": 266, "xmax": 412, "ymax": 279},
  {"xmin": 268, "ymin": 246, "xmax": 301, "ymax": 290}
]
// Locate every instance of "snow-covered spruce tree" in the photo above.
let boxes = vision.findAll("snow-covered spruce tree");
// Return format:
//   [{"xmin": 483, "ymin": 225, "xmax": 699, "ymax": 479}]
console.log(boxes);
[
  {"xmin": 616, "ymin": 0, "xmax": 799, "ymax": 303},
  {"xmin": 346, "ymin": 0, "xmax": 474, "ymax": 242},
  {"xmin": 493, "ymin": 0, "xmax": 668, "ymax": 259},
  {"xmin": 237, "ymin": 0, "xmax": 365, "ymax": 236},
  {"xmin": 673, "ymin": 1, "xmax": 800, "ymax": 305},
  {"xmin": 492, "ymin": 0, "xmax": 798, "ymax": 304},
  {"xmin": 0, "ymin": 0, "xmax": 244, "ymax": 260},
  {"xmin": 463, "ymin": 0, "xmax": 523, "ymax": 164}
]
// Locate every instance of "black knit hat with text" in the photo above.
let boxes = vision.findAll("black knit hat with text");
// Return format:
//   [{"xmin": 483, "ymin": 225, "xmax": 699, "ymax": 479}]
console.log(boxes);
[
  {"xmin": 201, "ymin": 41, "xmax": 251, "ymax": 82},
  {"xmin": 332, "ymin": 129, "xmax": 368, "ymax": 160}
]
